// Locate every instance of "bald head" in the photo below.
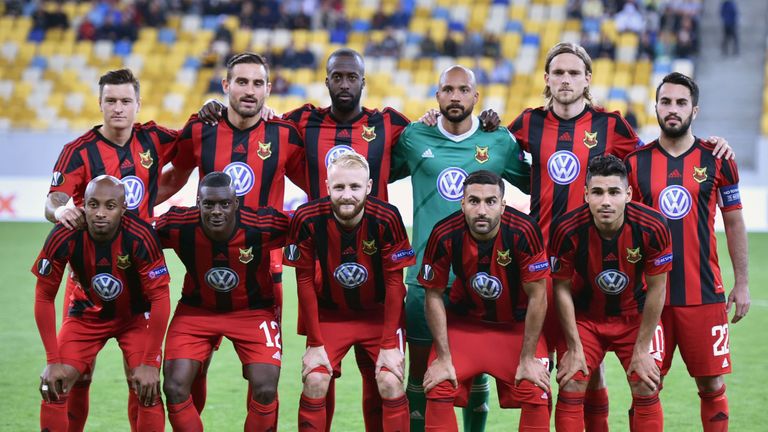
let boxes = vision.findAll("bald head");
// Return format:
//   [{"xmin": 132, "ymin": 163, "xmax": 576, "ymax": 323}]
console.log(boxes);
[
  {"xmin": 84, "ymin": 175, "xmax": 127, "ymax": 240},
  {"xmin": 85, "ymin": 175, "xmax": 126, "ymax": 205},
  {"xmin": 438, "ymin": 65, "xmax": 477, "ymax": 90},
  {"xmin": 326, "ymin": 48, "xmax": 365, "ymax": 74}
]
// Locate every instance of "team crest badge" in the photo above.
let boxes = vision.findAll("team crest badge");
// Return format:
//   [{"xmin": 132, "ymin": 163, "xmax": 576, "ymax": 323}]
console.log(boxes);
[
  {"xmin": 239, "ymin": 247, "xmax": 254, "ymax": 264},
  {"xmin": 583, "ymin": 131, "xmax": 598, "ymax": 149},
  {"xmin": 361, "ymin": 125, "xmax": 376, "ymax": 142},
  {"xmin": 693, "ymin": 166, "xmax": 708, "ymax": 183},
  {"xmin": 475, "ymin": 146, "xmax": 489, "ymax": 164},
  {"xmin": 138, "ymin": 150, "xmax": 153, "ymax": 169},
  {"xmin": 116, "ymin": 254, "xmax": 132, "ymax": 270},
  {"xmin": 496, "ymin": 249, "xmax": 511, "ymax": 266},
  {"xmin": 626, "ymin": 247, "xmax": 642, "ymax": 264},
  {"xmin": 362, "ymin": 239, "xmax": 377, "ymax": 255},
  {"xmin": 257, "ymin": 141, "xmax": 272, "ymax": 160}
]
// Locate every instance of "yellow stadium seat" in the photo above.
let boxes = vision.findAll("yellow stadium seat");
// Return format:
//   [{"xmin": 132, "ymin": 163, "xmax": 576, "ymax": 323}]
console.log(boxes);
[
  {"xmin": 509, "ymin": 5, "xmax": 526, "ymax": 20},
  {"xmin": 761, "ymin": 112, "xmax": 768, "ymax": 135}
]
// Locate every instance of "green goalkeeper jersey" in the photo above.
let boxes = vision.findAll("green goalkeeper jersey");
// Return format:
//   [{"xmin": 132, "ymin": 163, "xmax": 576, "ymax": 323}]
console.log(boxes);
[{"xmin": 390, "ymin": 117, "xmax": 531, "ymax": 287}]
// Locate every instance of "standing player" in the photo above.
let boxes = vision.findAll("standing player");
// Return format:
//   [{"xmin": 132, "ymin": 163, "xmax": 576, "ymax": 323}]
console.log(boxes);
[
  {"xmin": 550, "ymin": 155, "xmax": 671, "ymax": 432},
  {"xmin": 156, "ymin": 172, "xmax": 289, "ymax": 431},
  {"xmin": 507, "ymin": 42, "xmax": 734, "ymax": 430},
  {"xmin": 390, "ymin": 65, "xmax": 530, "ymax": 431},
  {"xmin": 44, "ymin": 68, "xmax": 180, "ymax": 431},
  {"xmin": 419, "ymin": 171, "xmax": 550, "ymax": 431},
  {"xmin": 34, "ymin": 175, "xmax": 170, "ymax": 432},
  {"xmin": 283, "ymin": 153, "xmax": 414, "ymax": 431},
  {"xmin": 625, "ymin": 72, "xmax": 749, "ymax": 431}
]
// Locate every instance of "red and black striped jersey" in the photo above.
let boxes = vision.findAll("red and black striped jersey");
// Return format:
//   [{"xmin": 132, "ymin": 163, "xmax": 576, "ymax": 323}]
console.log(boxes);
[
  {"xmin": 155, "ymin": 205, "xmax": 289, "ymax": 312},
  {"xmin": 283, "ymin": 196, "xmax": 415, "ymax": 314},
  {"xmin": 418, "ymin": 207, "xmax": 549, "ymax": 324},
  {"xmin": 31, "ymin": 212, "xmax": 170, "ymax": 320},
  {"xmin": 171, "ymin": 114, "xmax": 306, "ymax": 210},
  {"xmin": 508, "ymin": 106, "xmax": 640, "ymax": 241},
  {"xmin": 283, "ymin": 104, "xmax": 409, "ymax": 200},
  {"xmin": 549, "ymin": 202, "xmax": 672, "ymax": 319},
  {"xmin": 49, "ymin": 122, "xmax": 179, "ymax": 219},
  {"xmin": 625, "ymin": 138, "xmax": 742, "ymax": 306}
]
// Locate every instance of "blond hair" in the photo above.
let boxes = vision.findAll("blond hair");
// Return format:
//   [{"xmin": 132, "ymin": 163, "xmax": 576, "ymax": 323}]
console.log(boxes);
[
  {"xmin": 543, "ymin": 42, "xmax": 594, "ymax": 109},
  {"xmin": 328, "ymin": 151, "xmax": 370, "ymax": 179}
]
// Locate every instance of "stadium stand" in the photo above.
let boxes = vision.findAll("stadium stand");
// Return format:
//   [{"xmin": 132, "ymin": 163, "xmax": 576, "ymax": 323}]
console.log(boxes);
[{"xmin": 0, "ymin": 0, "xmax": 707, "ymax": 135}]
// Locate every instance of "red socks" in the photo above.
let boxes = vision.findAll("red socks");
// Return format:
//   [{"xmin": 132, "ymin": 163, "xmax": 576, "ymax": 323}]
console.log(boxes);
[
  {"xmin": 67, "ymin": 381, "xmax": 90, "ymax": 432},
  {"xmin": 381, "ymin": 395, "xmax": 409, "ymax": 432},
  {"xmin": 519, "ymin": 402, "xmax": 550, "ymax": 431},
  {"xmin": 128, "ymin": 389, "xmax": 139, "ymax": 431},
  {"xmin": 554, "ymin": 390, "xmax": 585, "ymax": 432},
  {"xmin": 425, "ymin": 397, "xmax": 458, "ymax": 432},
  {"xmin": 323, "ymin": 380, "xmax": 335, "ymax": 432},
  {"xmin": 168, "ymin": 396, "xmax": 203, "ymax": 432},
  {"xmin": 299, "ymin": 394, "xmax": 326, "ymax": 432},
  {"xmin": 584, "ymin": 388, "xmax": 609, "ymax": 432},
  {"xmin": 632, "ymin": 393, "xmax": 663, "ymax": 432},
  {"xmin": 699, "ymin": 384, "xmax": 728, "ymax": 432},
  {"xmin": 245, "ymin": 398, "xmax": 278, "ymax": 431},
  {"xmin": 40, "ymin": 396, "xmax": 68, "ymax": 432},
  {"xmin": 136, "ymin": 396, "xmax": 165, "ymax": 431}
]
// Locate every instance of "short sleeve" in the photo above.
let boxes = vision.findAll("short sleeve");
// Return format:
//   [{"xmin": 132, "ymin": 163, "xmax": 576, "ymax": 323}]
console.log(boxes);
[{"xmin": 717, "ymin": 158, "xmax": 742, "ymax": 212}]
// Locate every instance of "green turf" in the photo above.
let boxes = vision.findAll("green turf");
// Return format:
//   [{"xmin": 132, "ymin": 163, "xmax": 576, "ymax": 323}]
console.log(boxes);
[{"xmin": 2, "ymin": 222, "xmax": 766, "ymax": 430}]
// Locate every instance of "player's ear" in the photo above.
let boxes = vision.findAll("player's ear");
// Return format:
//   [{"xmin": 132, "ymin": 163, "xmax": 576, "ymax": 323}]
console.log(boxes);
[
  {"xmin": 501, "ymin": 198, "xmax": 506, "ymax": 209},
  {"xmin": 584, "ymin": 185, "xmax": 589, "ymax": 203},
  {"xmin": 265, "ymin": 81, "xmax": 272, "ymax": 97},
  {"xmin": 626, "ymin": 184, "xmax": 633, "ymax": 203},
  {"xmin": 365, "ymin": 178, "xmax": 372, "ymax": 195},
  {"xmin": 221, "ymin": 78, "xmax": 229, "ymax": 95},
  {"xmin": 692, "ymin": 105, "xmax": 699, "ymax": 120}
]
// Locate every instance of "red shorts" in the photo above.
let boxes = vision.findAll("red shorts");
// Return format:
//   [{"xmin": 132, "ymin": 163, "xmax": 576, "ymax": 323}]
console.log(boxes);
[
  {"xmin": 427, "ymin": 319, "xmax": 549, "ymax": 407},
  {"xmin": 58, "ymin": 313, "xmax": 155, "ymax": 374},
  {"xmin": 165, "ymin": 304, "xmax": 282, "ymax": 367},
  {"xmin": 661, "ymin": 303, "xmax": 732, "ymax": 377},
  {"xmin": 558, "ymin": 315, "xmax": 664, "ymax": 382},
  {"xmin": 311, "ymin": 317, "xmax": 405, "ymax": 378}
]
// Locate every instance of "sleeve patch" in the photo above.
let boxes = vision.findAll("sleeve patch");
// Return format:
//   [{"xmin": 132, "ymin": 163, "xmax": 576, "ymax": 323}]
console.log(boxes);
[
  {"xmin": 148, "ymin": 266, "xmax": 168, "ymax": 279},
  {"xmin": 549, "ymin": 257, "xmax": 561, "ymax": 273},
  {"xmin": 391, "ymin": 248, "xmax": 415, "ymax": 262},
  {"xmin": 37, "ymin": 258, "xmax": 52, "ymax": 276},
  {"xmin": 51, "ymin": 172, "xmax": 65, "ymax": 187},
  {"xmin": 718, "ymin": 184, "xmax": 741, "ymax": 207},
  {"xmin": 421, "ymin": 264, "xmax": 434, "ymax": 281},
  {"xmin": 528, "ymin": 261, "xmax": 550, "ymax": 272},
  {"xmin": 284, "ymin": 244, "xmax": 300, "ymax": 261},
  {"xmin": 653, "ymin": 253, "xmax": 673, "ymax": 267}
]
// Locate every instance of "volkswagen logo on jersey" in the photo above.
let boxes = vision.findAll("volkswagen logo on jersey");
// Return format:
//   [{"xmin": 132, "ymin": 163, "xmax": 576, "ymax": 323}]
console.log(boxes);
[
  {"xmin": 91, "ymin": 273, "xmax": 124, "ymax": 301},
  {"xmin": 121, "ymin": 176, "xmax": 145, "ymax": 210},
  {"xmin": 595, "ymin": 270, "xmax": 629, "ymax": 295},
  {"xmin": 470, "ymin": 272, "xmax": 503, "ymax": 300},
  {"xmin": 547, "ymin": 151, "xmax": 580, "ymax": 185},
  {"xmin": 659, "ymin": 185, "xmax": 692, "ymax": 220},
  {"xmin": 325, "ymin": 145, "xmax": 355, "ymax": 168},
  {"xmin": 224, "ymin": 162, "xmax": 255, "ymax": 196},
  {"xmin": 333, "ymin": 262, "xmax": 368, "ymax": 289},
  {"xmin": 205, "ymin": 267, "xmax": 240, "ymax": 292},
  {"xmin": 436, "ymin": 167, "xmax": 468, "ymax": 201}
]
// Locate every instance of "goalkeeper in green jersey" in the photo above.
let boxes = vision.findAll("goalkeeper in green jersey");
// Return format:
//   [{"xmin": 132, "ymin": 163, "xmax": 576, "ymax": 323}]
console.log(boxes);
[{"xmin": 390, "ymin": 65, "xmax": 531, "ymax": 431}]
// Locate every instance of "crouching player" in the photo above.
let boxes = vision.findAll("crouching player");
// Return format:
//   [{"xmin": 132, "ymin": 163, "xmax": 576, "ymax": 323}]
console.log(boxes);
[
  {"xmin": 551, "ymin": 155, "xmax": 671, "ymax": 431},
  {"xmin": 155, "ymin": 172, "xmax": 290, "ymax": 431},
  {"xmin": 283, "ymin": 152, "xmax": 414, "ymax": 431},
  {"xmin": 419, "ymin": 170, "xmax": 550, "ymax": 432},
  {"xmin": 34, "ymin": 175, "xmax": 170, "ymax": 432}
]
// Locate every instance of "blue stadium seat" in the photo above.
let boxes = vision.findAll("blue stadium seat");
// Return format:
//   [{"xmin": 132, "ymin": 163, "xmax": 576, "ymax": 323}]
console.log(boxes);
[
  {"xmin": 653, "ymin": 60, "xmax": 672, "ymax": 74},
  {"xmin": 582, "ymin": 18, "xmax": 601, "ymax": 34},
  {"xmin": 406, "ymin": 32, "xmax": 423, "ymax": 44},
  {"xmin": 30, "ymin": 55, "xmax": 47, "ymax": 69},
  {"xmin": 432, "ymin": 8, "xmax": 450, "ymax": 20},
  {"xmin": 522, "ymin": 33, "xmax": 540, "ymax": 46},
  {"xmin": 493, "ymin": 0, "xmax": 510, "ymax": 4},
  {"xmin": 608, "ymin": 87, "xmax": 628, "ymax": 101},
  {"xmin": 352, "ymin": 20, "xmax": 370, "ymax": 32},
  {"xmin": 288, "ymin": 85, "xmax": 307, "ymax": 98},
  {"xmin": 505, "ymin": 20, "xmax": 523, "ymax": 33},
  {"xmin": 183, "ymin": 56, "xmax": 201, "ymax": 69},
  {"xmin": 158, "ymin": 28, "xmax": 177, "ymax": 44},
  {"xmin": 114, "ymin": 40, "xmax": 132, "ymax": 57},
  {"xmin": 202, "ymin": 15, "xmax": 221, "ymax": 30},
  {"xmin": 28, "ymin": 29, "xmax": 45, "ymax": 43},
  {"xmin": 330, "ymin": 29, "xmax": 348, "ymax": 44},
  {"xmin": 448, "ymin": 21, "xmax": 465, "ymax": 32}
]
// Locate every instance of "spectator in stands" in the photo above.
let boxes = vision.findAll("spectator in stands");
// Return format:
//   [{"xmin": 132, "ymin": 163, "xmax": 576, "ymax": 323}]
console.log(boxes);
[
  {"xmin": 443, "ymin": 31, "xmax": 460, "ymax": 57},
  {"xmin": 638, "ymin": 30, "xmax": 656, "ymax": 61},
  {"xmin": 720, "ymin": 0, "xmax": 739, "ymax": 55},
  {"xmin": 136, "ymin": 0, "xmax": 166, "ymax": 27},
  {"xmin": 566, "ymin": 0, "xmax": 584, "ymax": 19},
  {"xmin": 460, "ymin": 32, "xmax": 483, "ymax": 57},
  {"xmin": 489, "ymin": 57, "xmax": 514, "ymax": 84},
  {"xmin": 371, "ymin": 5, "xmax": 390, "ymax": 30},
  {"xmin": 282, "ymin": 43, "xmax": 316, "ymax": 69},
  {"xmin": 420, "ymin": 30, "xmax": 440, "ymax": 58},
  {"xmin": 378, "ymin": 28, "xmax": 402, "ymax": 57},
  {"xmin": 213, "ymin": 22, "xmax": 233, "ymax": 45},
  {"xmin": 32, "ymin": 3, "xmax": 69, "ymax": 32},
  {"xmin": 615, "ymin": 0, "xmax": 645, "ymax": 34},
  {"xmin": 482, "ymin": 33, "xmax": 501, "ymax": 58},
  {"xmin": 270, "ymin": 69, "xmax": 290, "ymax": 95},
  {"xmin": 472, "ymin": 60, "xmax": 490, "ymax": 86},
  {"xmin": 596, "ymin": 32, "xmax": 616, "ymax": 59},
  {"xmin": 581, "ymin": 0, "xmax": 604, "ymax": 19},
  {"xmin": 77, "ymin": 17, "xmax": 96, "ymax": 41},
  {"xmin": 675, "ymin": 15, "xmax": 697, "ymax": 58}
]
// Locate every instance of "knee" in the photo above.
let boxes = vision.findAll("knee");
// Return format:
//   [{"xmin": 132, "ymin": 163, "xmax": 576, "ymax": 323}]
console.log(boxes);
[
  {"xmin": 376, "ymin": 371, "xmax": 404, "ymax": 399},
  {"xmin": 561, "ymin": 379, "xmax": 588, "ymax": 394},
  {"xmin": 695, "ymin": 375, "xmax": 724, "ymax": 393},
  {"xmin": 249, "ymin": 380, "xmax": 278, "ymax": 404},
  {"xmin": 303, "ymin": 372, "xmax": 331, "ymax": 398},
  {"xmin": 629, "ymin": 381, "xmax": 658, "ymax": 397},
  {"xmin": 163, "ymin": 377, "xmax": 191, "ymax": 404}
]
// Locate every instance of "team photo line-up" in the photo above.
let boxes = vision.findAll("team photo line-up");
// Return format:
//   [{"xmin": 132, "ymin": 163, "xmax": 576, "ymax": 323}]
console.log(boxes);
[{"xmin": 32, "ymin": 41, "xmax": 749, "ymax": 432}]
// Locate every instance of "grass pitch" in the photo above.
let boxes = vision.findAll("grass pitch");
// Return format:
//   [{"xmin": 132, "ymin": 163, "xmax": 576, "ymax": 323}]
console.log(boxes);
[{"xmin": 1, "ymin": 223, "xmax": 766, "ymax": 430}]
